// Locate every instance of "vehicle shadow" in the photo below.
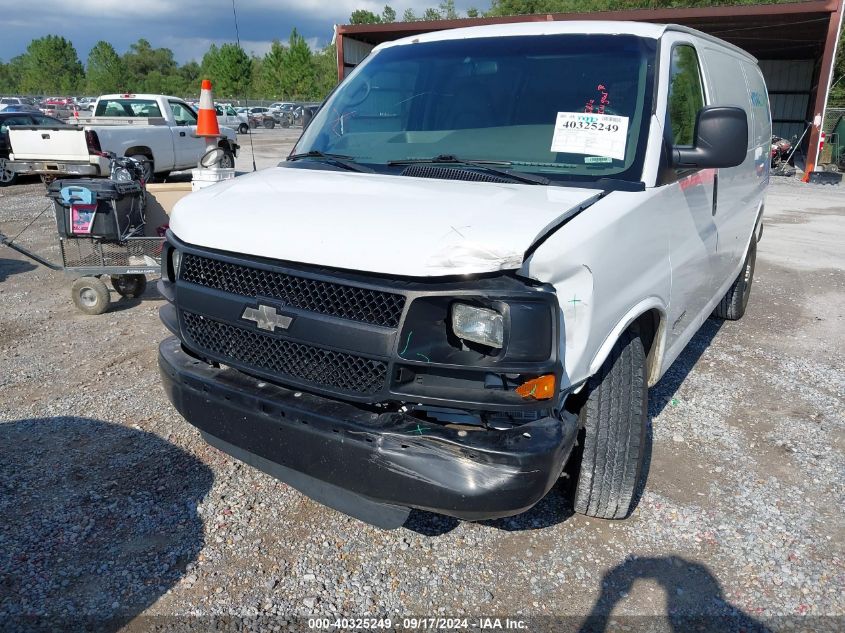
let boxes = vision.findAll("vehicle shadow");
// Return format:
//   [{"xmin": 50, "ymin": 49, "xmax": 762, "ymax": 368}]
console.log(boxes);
[
  {"xmin": 0, "ymin": 417, "xmax": 213, "ymax": 630},
  {"xmin": 404, "ymin": 485, "xmax": 575, "ymax": 536},
  {"xmin": 107, "ymin": 285, "xmax": 165, "ymax": 313},
  {"xmin": 0, "ymin": 256, "xmax": 36, "ymax": 283},
  {"xmin": 578, "ymin": 556, "xmax": 771, "ymax": 632}
]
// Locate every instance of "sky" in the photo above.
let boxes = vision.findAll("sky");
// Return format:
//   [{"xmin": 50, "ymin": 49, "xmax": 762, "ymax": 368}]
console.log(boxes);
[{"xmin": 0, "ymin": 0, "xmax": 480, "ymax": 64}]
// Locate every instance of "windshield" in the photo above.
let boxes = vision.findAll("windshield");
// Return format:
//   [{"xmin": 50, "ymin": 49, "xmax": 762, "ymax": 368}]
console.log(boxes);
[{"xmin": 295, "ymin": 34, "xmax": 656, "ymax": 184}]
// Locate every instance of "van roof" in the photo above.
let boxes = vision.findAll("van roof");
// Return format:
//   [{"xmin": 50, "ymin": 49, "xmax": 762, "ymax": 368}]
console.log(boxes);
[{"xmin": 378, "ymin": 20, "xmax": 756, "ymax": 62}]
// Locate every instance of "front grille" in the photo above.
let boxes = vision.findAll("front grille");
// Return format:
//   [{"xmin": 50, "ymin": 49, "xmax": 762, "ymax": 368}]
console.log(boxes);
[
  {"xmin": 182, "ymin": 311, "xmax": 388, "ymax": 395},
  {"xmin": 181, "ymin": 253, "xmax": 405, "ymax": 328}
]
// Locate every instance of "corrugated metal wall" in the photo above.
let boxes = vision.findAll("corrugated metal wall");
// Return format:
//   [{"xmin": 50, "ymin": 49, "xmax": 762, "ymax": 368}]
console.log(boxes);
[
  {"xmin": 342, "ymin": 39, "xmax": 375, "ymax": 78},
  {"xmin": 760, "ymin": 59, "xmax": 815, "ymax": 140}
]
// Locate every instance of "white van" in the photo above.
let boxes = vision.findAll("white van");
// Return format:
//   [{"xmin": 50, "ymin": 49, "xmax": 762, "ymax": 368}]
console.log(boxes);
[{"xmin": 158, "ymin": 22, "xmax": 769, "ymax": 528}]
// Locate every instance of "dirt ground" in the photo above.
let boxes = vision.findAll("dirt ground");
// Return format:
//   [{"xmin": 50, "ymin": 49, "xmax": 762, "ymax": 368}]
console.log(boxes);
[{"xmin": 0, "ymin": 131, "xmax": 842, "ymax": 632}]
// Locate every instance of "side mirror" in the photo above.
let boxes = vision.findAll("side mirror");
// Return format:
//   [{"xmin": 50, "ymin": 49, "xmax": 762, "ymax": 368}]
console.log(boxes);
[{"xmin": 672, "ymin": 106, "xmax": 748, "ymax": 169}]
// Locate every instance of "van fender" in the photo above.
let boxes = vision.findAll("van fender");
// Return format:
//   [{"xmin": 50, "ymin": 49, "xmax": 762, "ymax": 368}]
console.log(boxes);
[{"xmin": 587, "ymin": 297, "xmax": 668, "ymax": 387}]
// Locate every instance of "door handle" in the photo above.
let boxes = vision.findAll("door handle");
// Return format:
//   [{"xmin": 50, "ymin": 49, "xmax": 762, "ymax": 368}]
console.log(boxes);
[
  {"xmin": 179, "ymin": 131, "xmax": 186, "ymax": 137},
  {"xmin": 711, "ymin": 173, "xmax": 719, "ymax": 216}
]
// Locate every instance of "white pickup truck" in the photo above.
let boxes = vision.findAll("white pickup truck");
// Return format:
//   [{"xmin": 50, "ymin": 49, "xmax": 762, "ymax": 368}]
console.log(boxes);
[{"xmin": 8, "ymin": 94, "xmax": 239, "ymax": 182}]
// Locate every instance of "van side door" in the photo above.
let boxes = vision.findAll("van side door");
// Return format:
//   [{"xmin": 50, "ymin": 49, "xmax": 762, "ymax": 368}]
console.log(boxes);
[
  {"xmin": 660, "ymin": 37, "xmax": 721, "ymax": 351},
  {"xmin": 697, "ymin": 47, "xmax": 764, "ymax": 289}
]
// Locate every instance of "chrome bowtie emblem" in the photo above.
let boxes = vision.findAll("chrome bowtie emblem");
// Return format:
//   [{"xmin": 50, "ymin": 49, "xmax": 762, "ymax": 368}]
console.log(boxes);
[{"xmin": 241, "ymin": 304, "xmax": 293, "ymax": 332}]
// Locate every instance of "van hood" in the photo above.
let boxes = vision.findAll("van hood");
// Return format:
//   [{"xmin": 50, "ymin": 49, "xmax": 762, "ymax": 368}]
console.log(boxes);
[{"xmin": 169, "ymin": 167, "xmax": 602, "ymax": 276}]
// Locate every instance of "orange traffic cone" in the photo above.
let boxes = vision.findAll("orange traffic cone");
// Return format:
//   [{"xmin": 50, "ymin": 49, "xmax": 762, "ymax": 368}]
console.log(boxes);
[{"xmin": 196, "ymin": 79, "xmax": 220, "ymax": 138}]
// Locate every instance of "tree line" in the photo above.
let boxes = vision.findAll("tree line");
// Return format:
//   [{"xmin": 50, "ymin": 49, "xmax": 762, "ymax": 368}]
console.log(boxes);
[
  {"xmin": 0, "ymin": 31, "xmax": 337, "ymax": 101},
  {"xmin": 0, "ymin": 0, "xmax": 841, "ymax": 105}
]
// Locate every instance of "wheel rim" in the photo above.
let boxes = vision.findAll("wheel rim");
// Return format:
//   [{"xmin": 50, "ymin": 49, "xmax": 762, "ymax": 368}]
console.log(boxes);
[
  {"xmin": 79, "ymin": 287, "xmax": 99, "ymax": 307},
  {"xmin": 220, "ymin": 153, "xmax": 234, "ymax": 169},
  {"xmin": 0, "ymin": 158, "xmax": 14, "ymax": 183}
]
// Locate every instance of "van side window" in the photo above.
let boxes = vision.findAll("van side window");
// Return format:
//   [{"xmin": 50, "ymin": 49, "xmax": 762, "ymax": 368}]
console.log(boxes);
[{"xmin": 668, "ymin": 45, "xmax": 705, "ymax": 146}]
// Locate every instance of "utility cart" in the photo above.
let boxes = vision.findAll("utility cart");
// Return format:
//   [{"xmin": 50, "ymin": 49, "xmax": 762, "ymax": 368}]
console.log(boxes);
[{"xmin": 1, "ymin": 165, "xmax": 165, "ymax": 314}]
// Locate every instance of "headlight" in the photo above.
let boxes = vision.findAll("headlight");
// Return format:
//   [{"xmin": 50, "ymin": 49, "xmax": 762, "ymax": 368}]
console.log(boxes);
[
  {"xmin": 171, "ymin": 249, "xmax": 182, "ymax": 280},
  {"xmin": 112, "ymin": 166, "xmax": 132, "ymax": 182},
  {"xmin": 451, "ymin": 303, "xmax": 504, "ymax": 349}
]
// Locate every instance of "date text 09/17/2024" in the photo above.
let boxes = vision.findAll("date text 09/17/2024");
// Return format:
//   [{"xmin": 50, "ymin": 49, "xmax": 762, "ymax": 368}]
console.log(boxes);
[{"xmin": 306, "ymin": 617, "xmax": 528, "ymax": 630}]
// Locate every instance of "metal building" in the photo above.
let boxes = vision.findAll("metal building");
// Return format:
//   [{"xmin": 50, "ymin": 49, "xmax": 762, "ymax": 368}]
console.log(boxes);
[{"xmin": 334, "ymin": 0, "xmax": 844, "ymax": 172}]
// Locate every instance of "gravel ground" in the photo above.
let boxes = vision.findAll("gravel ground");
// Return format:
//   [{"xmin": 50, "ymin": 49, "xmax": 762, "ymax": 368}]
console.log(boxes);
[{"xmin": 0, "ymin": 140, "xmax": 843, "ymax": 632}]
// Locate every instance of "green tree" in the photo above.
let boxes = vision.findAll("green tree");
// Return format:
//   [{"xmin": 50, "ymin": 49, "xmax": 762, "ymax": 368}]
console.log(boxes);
[
  {"xmin": 382, "ymin": 5, "xmax": 397, "ymax": 23},
  {"xmin": 202, "ymin": 43, "xmax": 250, "ymax": 98},
  {"xmin": 402, "ymin": 8, "xmax": 417, "ymax": 21},
  {"xmin": 280, "ymin": 29, "xmax": 315, "ymax": 100},
  {"xmin": 123, "ymin": 39, "xmax": 179, "ymax": 93},
  {"xmin": 178, "ymin": 61, "xmax": 202, "ymax": 96},
  {"xmin": 18, "ymin": 35, "xmax": 83, "ymax": 94},
  {"xmin": 423, "ymin": 8, "xmax": 442, "ymax": 20},
  {"xmin": 86, "ymin": 41, "xmax": 125, "ymax": 94},
  {"xmin": 439, "ymin": 0, "xmax": 459, "ymax": 19},
  {"xmin": 314, "ymin": 44, "xmax": 339, "ymax": 98},
  {"xmin": 830, "ymin": 26, "xmax": 845, "ymax": 106},
  {"xmin": 260, "ymin": 40, "xmax": 287, "ymax": 99},
  {"xmin": 350, "ymin": 9, "xmax": 382, "ymax": 24},
  {"xmin": 0, "ymin": 61, "xmax": 12, "ymax": 94},
  {"xmin": 467, "ymin": 7, "xmax": 480, "ymax": 18}
]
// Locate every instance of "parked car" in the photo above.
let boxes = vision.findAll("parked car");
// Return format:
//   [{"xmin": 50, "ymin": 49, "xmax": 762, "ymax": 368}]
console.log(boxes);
[
  {"xmin": 215, "ymin": 104, "xmax": 250, "ymax": 134},
  {"xmin": 1, "ymin": 111, "xmax": 67, "ymax": 186},
  {"xmin": 0, "ymin": 97, "xmax": 36, "ymax": 112},
  {"xmin": 159, "ymin": 21, "xmax": 769, "ymax": 528},
  {"xmin": 8, "ymin": 93, "xmax": 239, "ymax": 182},
  {"xmin": 76, "ymin": 97, "xmax": 98, "ymax": 111},
  {"xmin": 1, "ymin": 104, "xmax": 41, "ymax": 113},
  {"xmin": 38, "ymin": 103, "xmax": 74, "ymax": 119}
]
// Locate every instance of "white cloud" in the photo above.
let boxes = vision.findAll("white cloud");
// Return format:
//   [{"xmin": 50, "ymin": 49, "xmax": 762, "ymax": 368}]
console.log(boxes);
[{"xmin": 159, "ymin": 37, "xmax": 275, "ymax": 63}]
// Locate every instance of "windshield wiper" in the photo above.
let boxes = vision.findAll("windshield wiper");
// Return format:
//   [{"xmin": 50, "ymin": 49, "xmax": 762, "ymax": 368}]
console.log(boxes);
[
  {"xmin": 287, "ymin": 150, "xmax": 372, "ymax": 173},
  {"xmin": 388, "ymin": 154, "xmax": 549, "ymax": 185}
]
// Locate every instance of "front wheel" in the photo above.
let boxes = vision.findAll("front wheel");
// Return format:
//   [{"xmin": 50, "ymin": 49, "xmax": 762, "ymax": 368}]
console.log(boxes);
[
  {"xmin": 263, "ymin": 119, "xmax": 275, "ymax": 129},
  {"xmin": 572, "ymin": 329, "xmax": 648, "ymax": 519},
  {"xmin": 713, "ymin": 239, "xmax": 756, "ymax": 321},
  {"xmin": 0, "ymin": 156, "xmax": 18, "ymax": 187},
  {"xmin": 219, "ymin": 149, "xmax": 235, "ymax": 170},
  {"xmin": 71, "ymin": 276, "xmax": 111, "ymax": 315},
  {"xmin": 238, "ymin": 123, "xmax": 249, "ymax": 134}
]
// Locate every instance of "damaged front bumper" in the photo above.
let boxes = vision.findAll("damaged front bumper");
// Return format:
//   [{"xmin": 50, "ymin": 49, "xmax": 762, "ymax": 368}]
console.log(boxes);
[{"xmin": 159, "ymin": 337, "xmax": 578, "ymax": 528}]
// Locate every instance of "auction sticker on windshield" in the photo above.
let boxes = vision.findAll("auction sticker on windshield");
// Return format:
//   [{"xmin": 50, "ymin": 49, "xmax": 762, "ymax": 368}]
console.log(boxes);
[{"xmin": 551, "ymin": 112, "xmax": 629, "ymax": 161}]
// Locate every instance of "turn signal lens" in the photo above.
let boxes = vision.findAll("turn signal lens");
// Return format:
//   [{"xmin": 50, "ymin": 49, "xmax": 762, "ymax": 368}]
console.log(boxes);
[{"xmin": 516, "ymin": 375, "xmax": 556, "ymax": 400}]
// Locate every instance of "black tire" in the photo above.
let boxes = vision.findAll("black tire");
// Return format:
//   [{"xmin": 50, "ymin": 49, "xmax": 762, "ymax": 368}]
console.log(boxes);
[
  {"xmin": 713, "ymin": 239, "xmax": 756, "ymax": 321},
  {"xmin": 155, "ymin": 171, "xmax": 171, "ymax": 182},
  {"xmin": 110, "ymin": 274, "xmax": 147, "ymax": 298},
  {"xmin": 129, "ymin": 154, "xmax": 154, "ymax": 183},
  {"xmin": 0, "ymin": 156, "xmax": 18, "ymax": 187},
  {"xmin": 238, "ymin": 123, "xmax": 249, "ymax": 134},
  {"xmin": 573, "ymin": 329, "xmax": 648, "ymax": 520},
  {"xmin": 263, "ymin": 119, "xmax": 275, "ymax": 129},
  {"xmin": 71, "ymin": 276, "xmax": 111, "ymax": 315},
  {"xmin": 219, "ymin": 149, "xmax": 235, "ymax": 170}
]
